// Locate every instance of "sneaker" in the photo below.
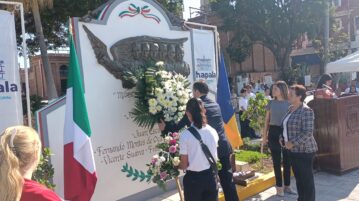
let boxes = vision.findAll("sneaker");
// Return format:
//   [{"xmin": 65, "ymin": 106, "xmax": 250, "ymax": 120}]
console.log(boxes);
[
  {"xmin": 284, "ymin": 186, "xmax": 297, "ymax": 195},
  {"xmin": 276, "ymin": 187, "xmax": 284, "ymax": 197}
]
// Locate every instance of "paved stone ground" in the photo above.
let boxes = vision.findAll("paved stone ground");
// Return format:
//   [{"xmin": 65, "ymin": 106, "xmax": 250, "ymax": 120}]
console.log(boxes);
[
  {"xmin": 246, "ymin": 170, "xmax": 359, "ymax": 201},
  {"xmin": 147, "ymin": 169, "xmax": 359, "ymax": 201}
]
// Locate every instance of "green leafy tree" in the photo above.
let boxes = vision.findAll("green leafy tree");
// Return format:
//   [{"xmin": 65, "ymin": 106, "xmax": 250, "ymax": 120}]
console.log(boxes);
[
  {"xmin": 16, "ymin": 0, "xmax": 183, "ymax": 54},
  {"xmin": 240, "ymin": 93, "xmax": 268, "ymax": 133},
  {"xmin": 32, "ymin": 148, "xmax": 55, "ymax": 189},
  {"xmin": 280, "ymin": 63, "xmax": 311, "ymax": 86},
  {"xmin": 157, "ymin": 0, "xmax": 183, "ymax": 18},
  {"xmin": 8, "ymin": 0, "xmax": 58, "ymax": 99},
  {"xmin": 211, "ymin": 0, "xmax": 327, "ymax": 78},
  {"xmin": 22, "ymin": 95, "xmax": 47, "ymax": 115},
  {"xmin": 312, "ymin": 15, "xmax": 349, "ymax": 73},
  {"xmin": 15, "ymin": 0, "xmax": 109, "ymax": 54}
]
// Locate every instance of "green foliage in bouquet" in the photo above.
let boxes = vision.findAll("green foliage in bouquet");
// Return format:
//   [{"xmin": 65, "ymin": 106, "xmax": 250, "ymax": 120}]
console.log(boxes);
[
  {"xmin": 32, "ymin": 148, "xmax": 55, "ymax": 189},
  {"xmin": 131, "ymin": 62, "xmax": 191, "ymax": 130},
  {"xmin": 241, "ymin": 93, "xmax": 269, "ymax": 132}
]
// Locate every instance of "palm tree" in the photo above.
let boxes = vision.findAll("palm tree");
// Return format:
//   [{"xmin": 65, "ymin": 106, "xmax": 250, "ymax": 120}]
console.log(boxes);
[{"xmin": 12, "ymin": 0, "xmax": 58, "ymax": 99}]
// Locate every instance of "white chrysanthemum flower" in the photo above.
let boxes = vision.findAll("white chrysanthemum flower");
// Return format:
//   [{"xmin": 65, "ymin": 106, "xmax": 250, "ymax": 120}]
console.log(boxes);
[
  {"xmin": 172, "ymin": 157, "xmax": 180, "ymax": 166},
  {"xmin": 176, "ymin": 91, "xmax": 183, "ymax": 96},
  {"xmin": 156, "ymin": 61, "xmax": 164, "ymax": 66},
  {"xmin": 156, "ymin": 105, "xmax": 162, "ymax": 112},
  {"xmin": 164, "ymin": 136, "xmax": 173, "ymax": 143},
  {"xmin": 155, "ymin": 88, "xmax": 163, "ymax": 94},
  {"xmin": 163, "ymin": 101, "xmax": 172, "ymax": 108},
  {"xmin": 149, "ymin": 107, "xmax": 157, "ymax": 114},
  {"xmin": 148, "ymin": 98, "xmax": 157, "ymax": 107},
  {"xmin": 160, "ymin": 156, "xmax": 166, "ymax": 162},
  {"xmin": 157, "ymin": 95, "xmax": 166, "ymax": 105}
]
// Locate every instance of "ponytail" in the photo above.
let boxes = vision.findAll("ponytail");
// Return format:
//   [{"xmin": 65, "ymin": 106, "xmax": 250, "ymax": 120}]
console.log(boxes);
[
  {"xmin": 0, "ymin": 126, "xmax": 41, "ymax": 201},
  {"xmin": 186, "ymin": 98, "xmax": 207, "ymax": 129}
]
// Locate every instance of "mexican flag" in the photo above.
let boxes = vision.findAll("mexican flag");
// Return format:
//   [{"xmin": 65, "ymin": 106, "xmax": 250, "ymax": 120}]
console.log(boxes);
[{"xmin": 64, "ymin": 21, "xmax": 97, "ymax": 201}]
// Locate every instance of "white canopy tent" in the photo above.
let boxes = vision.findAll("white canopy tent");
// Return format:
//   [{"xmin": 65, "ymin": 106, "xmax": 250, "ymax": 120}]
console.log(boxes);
[{"xmin": 326, "ymin": 50, "xmax": 359, "ymax": 73}]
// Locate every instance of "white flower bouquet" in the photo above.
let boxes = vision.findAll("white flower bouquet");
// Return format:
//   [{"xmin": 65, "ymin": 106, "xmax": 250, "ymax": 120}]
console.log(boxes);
[{"xmin": 131, "ymin": 62, "xmax": 191, "ymax": 130}]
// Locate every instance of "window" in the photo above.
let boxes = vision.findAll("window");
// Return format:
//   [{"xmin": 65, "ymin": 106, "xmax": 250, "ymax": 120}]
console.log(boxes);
[
  {"xmin": 21, "ymin": 83, "xmax": 26, "ymax": 95},
  {"xmin": 59, "ymin": 65, "xmax": 68, "ymax": 77},
  {"xmin": 60, "ymin": 79, "xmax": 67, "ymax": 95},
  {"xmin": 332, "ymin": 0, "xmax": 341, "ymax": 7}
]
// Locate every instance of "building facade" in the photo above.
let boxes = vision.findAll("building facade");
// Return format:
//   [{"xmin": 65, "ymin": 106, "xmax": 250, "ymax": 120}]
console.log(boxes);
[
  {"xmin": 193, "ymin": 0, "xmax": 359, "ymax": 89},
  {"xmin": 332, "ymin": 0, "xmax": 359, "ymax": 51},
  {"xmin": 292, "ymin": 0, "xmax": 359, "ymax": 78},
  {"xmin": 20, "ymin": 54, "xmax": 69, "ymax": 99}
]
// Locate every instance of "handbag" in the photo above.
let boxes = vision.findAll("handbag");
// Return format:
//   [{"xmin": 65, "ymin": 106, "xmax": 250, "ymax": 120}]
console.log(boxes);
[{"xmin": 188, "ymin": 127, "xmax": 219, "ymax": 185}]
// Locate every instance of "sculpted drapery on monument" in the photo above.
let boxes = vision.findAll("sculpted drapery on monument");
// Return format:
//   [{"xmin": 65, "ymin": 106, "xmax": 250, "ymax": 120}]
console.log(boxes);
[{"xmin": 83, "ymin": 25, "xmax": 190, "ymax": 89}]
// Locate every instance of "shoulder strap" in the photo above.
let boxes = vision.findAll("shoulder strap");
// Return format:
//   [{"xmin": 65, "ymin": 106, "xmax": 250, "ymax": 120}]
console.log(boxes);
[{"xmin": 188, "ymin": 127, "xmax": 218, "ymax": 174}]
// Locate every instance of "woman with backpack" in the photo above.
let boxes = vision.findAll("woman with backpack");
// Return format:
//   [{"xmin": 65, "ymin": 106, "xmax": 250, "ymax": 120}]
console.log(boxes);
[{"xmin": 179, "ymin": 98, "xmax": 219, "ymax": 201}]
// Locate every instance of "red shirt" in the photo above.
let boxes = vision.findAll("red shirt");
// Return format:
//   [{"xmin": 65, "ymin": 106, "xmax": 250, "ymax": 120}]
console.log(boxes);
[
  {"xmin": 315, "ymin": 88, "xmax": 335, "ymax": 99},
  {"xmin": 20, "ymin": 179, "xmax": 62, "ymax": 201}
]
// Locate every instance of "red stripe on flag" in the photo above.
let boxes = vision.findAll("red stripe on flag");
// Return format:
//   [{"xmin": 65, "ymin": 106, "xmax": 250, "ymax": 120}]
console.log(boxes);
[{"xmin": 64, "ymin": 143, "xmax": 97, "ymax": 201}]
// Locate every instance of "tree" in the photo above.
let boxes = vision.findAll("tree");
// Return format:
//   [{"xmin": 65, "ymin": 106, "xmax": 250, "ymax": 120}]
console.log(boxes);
[
  {"xmin": 157, "ymin": 0, "xmax": 184, "ymax": 18},
  {"xmin": 11, "ymin": 0, "xmax": 183, "ymax": 100},
  {"xmin": 16, "ymin": 0, "xmax": 183, "ymax": 54},
  {"xmin": 312, "ymin": 11, "xmax": 349, "ymax": 73},
  {"xmin": 9, "ymin": 0, "xmax": 58, "ymax": 99},
  {"xmin": 211, "ymin": 0, "xmax": 327, "ymax": 79},
  {"xmin": 15, "ymin": 0, "xmax": 109, "ymax": 54}
]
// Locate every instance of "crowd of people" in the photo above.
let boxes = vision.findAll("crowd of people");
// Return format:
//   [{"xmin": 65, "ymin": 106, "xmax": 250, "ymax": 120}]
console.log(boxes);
[{"xmin": 232, "ymin": 81, "xmax": 272, "ymax": 139}]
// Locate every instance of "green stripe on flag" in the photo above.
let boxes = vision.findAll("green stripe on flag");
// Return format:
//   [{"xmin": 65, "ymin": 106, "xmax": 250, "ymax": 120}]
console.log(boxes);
[{"xmin": 68, "ymin": 35, "xmax": 92, "ymax": 137}]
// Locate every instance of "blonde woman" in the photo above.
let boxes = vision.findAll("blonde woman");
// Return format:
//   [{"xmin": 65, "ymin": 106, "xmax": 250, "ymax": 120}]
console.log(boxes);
[
  {"xmin": 263, "ymin": 81, "xmax": 295, "ymax": 196},
  {"xmin": 0, "ymin": 126, "xmax": 61, "ymax": 201}
]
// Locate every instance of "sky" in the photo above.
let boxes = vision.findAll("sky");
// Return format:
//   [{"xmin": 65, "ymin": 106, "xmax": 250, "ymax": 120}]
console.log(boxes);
[{"xmin": 183, "ymin": 0, "xmax": 201, "ymax": 20}]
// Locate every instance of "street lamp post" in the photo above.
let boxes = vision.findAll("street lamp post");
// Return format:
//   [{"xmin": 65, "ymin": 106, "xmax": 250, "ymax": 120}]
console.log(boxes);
[{"xmin": 323, "ymin": 0, "xmax": 330, "ymax": 75}]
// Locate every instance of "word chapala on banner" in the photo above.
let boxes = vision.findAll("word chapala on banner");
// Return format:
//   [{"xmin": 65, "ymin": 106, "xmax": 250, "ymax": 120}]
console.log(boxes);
[{"xmin": 0, "ymin": 60, "xmax": 18, "ymax": 94}]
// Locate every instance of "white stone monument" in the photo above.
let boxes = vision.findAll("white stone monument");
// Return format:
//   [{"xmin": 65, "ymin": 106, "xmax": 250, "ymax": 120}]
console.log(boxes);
[{"xmin": 37, "ymin": 0, "xmax": 218, "ymax": 200}]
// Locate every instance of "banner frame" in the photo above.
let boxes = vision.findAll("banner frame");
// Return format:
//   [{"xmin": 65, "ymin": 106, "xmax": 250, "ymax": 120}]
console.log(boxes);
[
  {"xmin": 184, "ymin": 21, "xmax": 219, "ymax": 96},
  {"xmin": 0, "ymin": 1, "xmax": 31, "ymax": 127}
]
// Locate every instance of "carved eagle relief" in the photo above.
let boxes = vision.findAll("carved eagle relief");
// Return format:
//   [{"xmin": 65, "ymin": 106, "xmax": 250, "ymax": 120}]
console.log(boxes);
[{"xmin": 83, "ymin": 25, "xmax": 190, "ymax": 89}]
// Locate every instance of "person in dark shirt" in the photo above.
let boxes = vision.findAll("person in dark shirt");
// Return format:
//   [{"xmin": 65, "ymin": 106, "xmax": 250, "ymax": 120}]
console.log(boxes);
[{"xmin": 158, "ymin": 81, "xmax": 239, "ymax": 201}]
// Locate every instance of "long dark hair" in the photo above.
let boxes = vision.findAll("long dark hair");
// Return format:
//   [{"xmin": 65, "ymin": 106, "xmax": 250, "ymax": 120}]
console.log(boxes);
[
  {"xmin": 317, "ymin": 74, "xmax": 332, "ymax": 89},
  {"xmin": 186, "ymin": 98, "xmax": 207, "ymax": 129}
]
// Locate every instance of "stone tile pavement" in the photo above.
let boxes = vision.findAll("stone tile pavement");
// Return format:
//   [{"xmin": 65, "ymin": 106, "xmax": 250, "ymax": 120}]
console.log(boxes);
[
  {"xmin": 147, "ymin": 169, "xmax": 359, "ymax": 201},
  {"xmin": 246, "ymin": 170, "xmax": 359, "ymax": 201}
]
